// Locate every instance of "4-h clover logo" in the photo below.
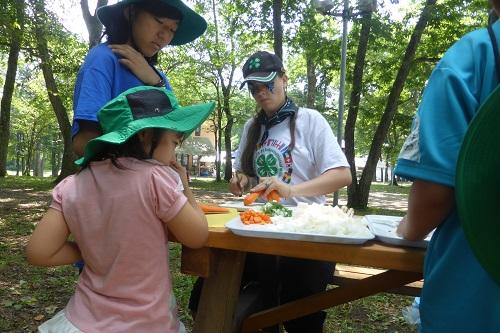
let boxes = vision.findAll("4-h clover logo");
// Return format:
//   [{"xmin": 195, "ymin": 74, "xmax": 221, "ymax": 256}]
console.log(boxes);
[
  {"xmin": 248, "ymin": 57, "xmax": 261, "ymax": 70},
  {"xmin": 256, "ymin": 153, "xmax": 278, "ymax": 177}
]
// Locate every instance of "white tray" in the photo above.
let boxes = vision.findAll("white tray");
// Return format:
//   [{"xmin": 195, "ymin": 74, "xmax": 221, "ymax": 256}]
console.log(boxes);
[
  {"xmin": 225, "ymin": 216, "xmax": 375, "ymax": 244},
  {"xmin": 364, "ymin": 215, "xmax": 433, "ymax": 248}
]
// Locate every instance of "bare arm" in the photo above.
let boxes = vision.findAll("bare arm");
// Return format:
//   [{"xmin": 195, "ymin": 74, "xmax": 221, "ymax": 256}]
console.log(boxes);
[
  {"xmin": 26, "ymin": 208, "xmax": 82, "ymax": 267},
  {"xmin": 397, "ymin": 180, "xmax": 455, "ymax": 241},
  {"xmin": 72, "ymin": 121, "xmax": 101, "ymax": 157},
  {"xmin": 254, "ymin": 167, "xmax": 352, "ymax": 199},
  {"xmin": 229, "ymin": 171, "xmax": 251, "ymax": 196},
  {"xmin": 165, "ymin": 202, "xmax": 208, "ymax": 249},
  {"xmin": 108, "ymin": 44, "xmax": 163, "ymax": 85},
  {"xmin": 169, "ymin": 161, "xmax": 204, "ymax": 215},
  {"xmin": 166, "ymin": 161, "xmax": 208, "ymax": 248}
]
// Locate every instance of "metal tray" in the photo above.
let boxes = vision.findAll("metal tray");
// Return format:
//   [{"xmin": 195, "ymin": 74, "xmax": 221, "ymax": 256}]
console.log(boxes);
[
  {"xmin": 364, "ymin": 215, "xmax": 432, "ymax": 248},
  {"xmin": 220, "ymin": 200, "xmax": 294, "ymax": 211},
  {"xmin": 225, "ymin": 216, "xmax": 375, "ymax": 244}
]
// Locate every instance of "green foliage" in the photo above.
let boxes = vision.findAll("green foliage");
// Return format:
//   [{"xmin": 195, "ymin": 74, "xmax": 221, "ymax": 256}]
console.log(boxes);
[
  {"xmin": 2, "ymin": 0, "xmax": 88, "ymax": 176},
  {"xmin": 0, "ymin": 0, "xmax": 493, "ymax": 187}
]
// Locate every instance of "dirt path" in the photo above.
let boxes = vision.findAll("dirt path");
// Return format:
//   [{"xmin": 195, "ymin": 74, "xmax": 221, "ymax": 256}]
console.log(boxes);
[{"xmin": 192, "ymin": 188, "xmax": 408, "ymax": 212}]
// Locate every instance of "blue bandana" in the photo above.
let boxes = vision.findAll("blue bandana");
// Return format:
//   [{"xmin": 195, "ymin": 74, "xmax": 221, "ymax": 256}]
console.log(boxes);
[{"xmin": 257, "ymin": 98, "xmax": 298, "ymax": 144}]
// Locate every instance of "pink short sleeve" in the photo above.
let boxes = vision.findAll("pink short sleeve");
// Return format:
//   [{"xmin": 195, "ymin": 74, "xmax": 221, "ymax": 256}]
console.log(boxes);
[
  {"xmin": 49, "ymin": 176, "xmax": 74, "ymax": 212},
  {"xmin": 150, "ymin": 166, "xmax": 188, "ymax": 222}
]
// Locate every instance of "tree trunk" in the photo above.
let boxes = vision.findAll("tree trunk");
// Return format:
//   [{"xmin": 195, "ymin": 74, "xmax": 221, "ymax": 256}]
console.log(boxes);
[
  {"xmin": 0, "ymin": 0, "xmax": 24, "ymax": 177},
  {"xmin": 81, "ymin": 0, "xmax": 108, "ymax": 48},
  {"xmin": 223, "ymin": 92, "xmax": 234, "ymax": 182},
  {"xmin": 306, "ymin": 56, "xmax": 317, "ymax": 108},
  {"xmin": 272, "ymin": 0, "xmax": 283, "ymax": 60},
  {"xmin": 17, "ymin": 132, "xmax": 23, "ymax": 176},
  {"xmin": 351, "ymin": 0, "xmax": 437, "ymax": 208},
  {"xmin": 209, "ymin": 0, "xmax": 238, "ymax": 182},
  {"xmin": 344, "ymin": 9, "xmax": 373, "ymax": 207},
  {"xmin": 24, "ymin": 125, "xmax": 36, "ymax": 176},
  {"xmin": 16, "ymin": 132, "xmax": 22, "ymax": 176},
  {"xmin": 390, "ymin": 166, "xmax": 399, "ymax": 186},
  {"xmin": 51, "ymin": 137, "xmax": 58, "ymax": 177},
  {"xmin": 216, "ymin": 107, "xmax": 222, "ymax": 182},
  {"xmin": 34, "ymin": 141, "xmax": 40, "ymax": 176},
  {"xmin": 31, "ymin": 0, "xmax": 76, "ymax": 182}
]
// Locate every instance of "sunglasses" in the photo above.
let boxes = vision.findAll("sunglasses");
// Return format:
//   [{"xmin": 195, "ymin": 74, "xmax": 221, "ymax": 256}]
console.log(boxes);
[{"xmin": 247, "ymin": 80, "xmax": 276, "ymax": 95}]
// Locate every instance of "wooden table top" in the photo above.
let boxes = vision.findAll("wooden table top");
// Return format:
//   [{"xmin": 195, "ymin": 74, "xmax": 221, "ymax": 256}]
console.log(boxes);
[{"xmin": 202, "ymin": 227, "xmax": 424, "ymax": 273}]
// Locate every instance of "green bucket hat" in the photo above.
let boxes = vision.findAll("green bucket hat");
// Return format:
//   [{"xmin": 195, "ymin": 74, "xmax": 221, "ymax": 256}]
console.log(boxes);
[
  {"xmin": 456, "ymin": 85, "xmax": 500, "ymax": 285},
  {"xmin": 75, "ymin": 86, "xmax": 215, "ymax": 166},
  {"xmin": 97, "ymin": 0, "xmax": 207, "ymax": 46}
]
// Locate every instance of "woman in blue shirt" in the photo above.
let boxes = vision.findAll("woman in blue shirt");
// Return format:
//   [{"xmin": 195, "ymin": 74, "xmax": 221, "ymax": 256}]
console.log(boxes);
[{"xmin": 72, "ymin": 0, "xmax": 207, "ymax": 156}]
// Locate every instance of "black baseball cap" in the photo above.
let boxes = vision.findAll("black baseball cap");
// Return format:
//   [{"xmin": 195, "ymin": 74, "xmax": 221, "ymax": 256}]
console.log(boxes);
[{"xmin": 240, "ymin": 51, "xmax": 285, "ymax": 89}]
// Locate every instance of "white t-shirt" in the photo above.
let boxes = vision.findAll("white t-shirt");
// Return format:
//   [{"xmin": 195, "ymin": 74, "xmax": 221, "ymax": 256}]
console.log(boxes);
[{"xmin": 234, "ymin": 107, "xmax": 349, "ymax": 205}]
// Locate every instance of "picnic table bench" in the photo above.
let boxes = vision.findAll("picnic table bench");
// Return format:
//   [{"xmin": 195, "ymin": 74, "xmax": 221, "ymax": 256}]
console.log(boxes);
[{"xmin": 333, "ymin": 264, "xmax": 423, "ymax": 297}]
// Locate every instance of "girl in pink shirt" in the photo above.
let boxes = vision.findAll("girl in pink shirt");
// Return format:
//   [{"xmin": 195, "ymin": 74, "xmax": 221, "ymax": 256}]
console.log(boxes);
[{"xmin": 26, "ymin": 86, "xmax": 215, "ymax": 333}]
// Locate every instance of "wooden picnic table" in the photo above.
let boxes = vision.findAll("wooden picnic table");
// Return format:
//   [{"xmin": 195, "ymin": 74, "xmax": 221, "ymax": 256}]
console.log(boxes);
[{"xmin": 180, "ymin": 213, "xmax": 425, "ymax": 333}]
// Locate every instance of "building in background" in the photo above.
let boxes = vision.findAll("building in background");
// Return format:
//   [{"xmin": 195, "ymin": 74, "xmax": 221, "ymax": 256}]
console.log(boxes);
[{"xmin": 177, "ymin": 122, "xmax": 216, "ymax": 177}]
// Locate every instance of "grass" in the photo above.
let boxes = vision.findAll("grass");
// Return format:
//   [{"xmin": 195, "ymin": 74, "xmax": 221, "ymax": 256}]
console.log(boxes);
[{"xmin": 0, "ymin": 176, "xmax": 417, "ymax": 333}]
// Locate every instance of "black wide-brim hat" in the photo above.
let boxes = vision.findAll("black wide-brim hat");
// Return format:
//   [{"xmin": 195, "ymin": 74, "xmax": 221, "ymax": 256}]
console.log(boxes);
[
  {"xmin": 456, "ymin": 85, "xmax": 500, "ymax": 285},
  {"xmin": 97, "ymin": 0, "xmax": 207, "ymax": 46}
]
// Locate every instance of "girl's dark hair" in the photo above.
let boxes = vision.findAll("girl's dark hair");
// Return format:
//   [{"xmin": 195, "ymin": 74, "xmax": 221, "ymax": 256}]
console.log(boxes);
[
  {"xmin": 102, "ymin": 1, "xmax": 183, "ymax": 65},
  {"xmin": 491, "ymin": 0, "xmax": 500, "ymax": 12},
  {"xmin": 80, "ymin": 128, "xmax": 166, "ymax": 170},
  {"xmin": 240, "ymin": 73, "xmax": 297, "ymax": 177}
]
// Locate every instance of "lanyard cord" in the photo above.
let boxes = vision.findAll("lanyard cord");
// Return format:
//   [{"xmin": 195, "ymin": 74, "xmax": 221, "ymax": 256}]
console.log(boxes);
[{"xmin": 487, "ymin": 23, "xmax": 500, "ymax": 83}]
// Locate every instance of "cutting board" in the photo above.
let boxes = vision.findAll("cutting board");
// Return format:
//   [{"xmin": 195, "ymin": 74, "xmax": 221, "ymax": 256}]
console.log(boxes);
[{"xmin": 206, "ymin": 208, "xmax": 239, "ymax": 227}]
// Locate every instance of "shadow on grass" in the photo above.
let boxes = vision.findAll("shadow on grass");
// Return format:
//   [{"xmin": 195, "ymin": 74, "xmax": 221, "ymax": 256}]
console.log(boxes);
[{"xmin": 0, "ymin": 176, "xmax": 416, "ymax": 333}]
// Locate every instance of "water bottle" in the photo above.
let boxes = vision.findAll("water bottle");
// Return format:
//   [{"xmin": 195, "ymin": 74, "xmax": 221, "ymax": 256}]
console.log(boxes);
[{"xmin": 402, "ymin": 296, "xmax": 421, "ymax": 326}]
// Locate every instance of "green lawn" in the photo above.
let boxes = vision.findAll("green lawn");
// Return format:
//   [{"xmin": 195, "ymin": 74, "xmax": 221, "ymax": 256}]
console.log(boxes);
[{"xmin": 0, "ymin": 176, "xmax": 416, "ymax": 333}]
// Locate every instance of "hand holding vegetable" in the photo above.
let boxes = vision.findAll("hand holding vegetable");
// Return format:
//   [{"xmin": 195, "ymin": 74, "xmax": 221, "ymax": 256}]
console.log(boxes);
[
  {"xmin": 243, "ymin": 190, "xmax": 281, "ymax": 206},
  {"xmin": 230, "ymin": 172, "xmax": 249, "ymax": 196},
  {"xmin": 250, "ymin": 177, "xmax": 293, "ymax": 200}
]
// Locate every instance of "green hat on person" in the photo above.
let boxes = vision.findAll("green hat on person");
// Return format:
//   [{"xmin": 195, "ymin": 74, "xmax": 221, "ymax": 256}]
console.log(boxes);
[
  {"xmin": 75, "ymin": 86, "xmax": 215, "ymax": 166},
  {"xmin": 97, "ymin": 0, "xmax": 207, "ymax": 46},
  {"xmin": 456, "ymin": 85, "xmax": 500, "ymax": 285}
]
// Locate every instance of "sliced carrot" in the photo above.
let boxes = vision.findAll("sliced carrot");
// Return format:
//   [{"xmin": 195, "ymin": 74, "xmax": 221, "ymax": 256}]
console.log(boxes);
[
  {"xmin": 243, "ymin": 191, "xmax": 263, "ymax": 206},
  {"xmin": 266, "ymin": 190, "xmax": 281, "ymax": 202},
  {"xmin": 199, "ymin": 204, "xmax": 230, "ymax": 214},
  {"xmin": 240, "ymin": 209, "xmax": 272, "ymax": 225}
]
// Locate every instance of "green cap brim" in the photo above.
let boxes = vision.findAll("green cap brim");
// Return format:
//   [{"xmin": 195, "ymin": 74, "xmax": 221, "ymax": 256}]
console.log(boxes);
[
  {"xmin": 75, "ymin": 100, "xmax": 215, "ymax": 166},
  {"xmin": 456, "ymin": 85, "xmax": 500, "ymax": 285},
  {"xmin": 97, "ymin": 0, "xmax": 207, "ymax": 46},
  {"xmin": 239, "ymin": 72, "xmax": 277, "ymax": 89}
]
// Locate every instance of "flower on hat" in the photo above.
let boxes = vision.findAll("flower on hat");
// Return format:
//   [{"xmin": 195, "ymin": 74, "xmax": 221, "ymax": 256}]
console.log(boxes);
[{"xmin": 249, "ymin": 57, "xmax": 261, "ymax": 70}]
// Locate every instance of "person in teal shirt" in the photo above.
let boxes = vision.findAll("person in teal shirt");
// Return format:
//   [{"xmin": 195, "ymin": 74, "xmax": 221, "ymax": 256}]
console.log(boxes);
[{"xmin": 395, "ymin": 2, "xmax": 500, "ymax": 332}]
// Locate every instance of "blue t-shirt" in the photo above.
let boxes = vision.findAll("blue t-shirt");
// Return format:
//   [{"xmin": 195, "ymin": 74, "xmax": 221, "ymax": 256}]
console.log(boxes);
[
  {"xmin": 395, "ymin": 21, "xmax": 500, "ymax": 333},
  {"xmin": 72, "ymin": 43, "xmax": 172, "ymax": 136}
]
